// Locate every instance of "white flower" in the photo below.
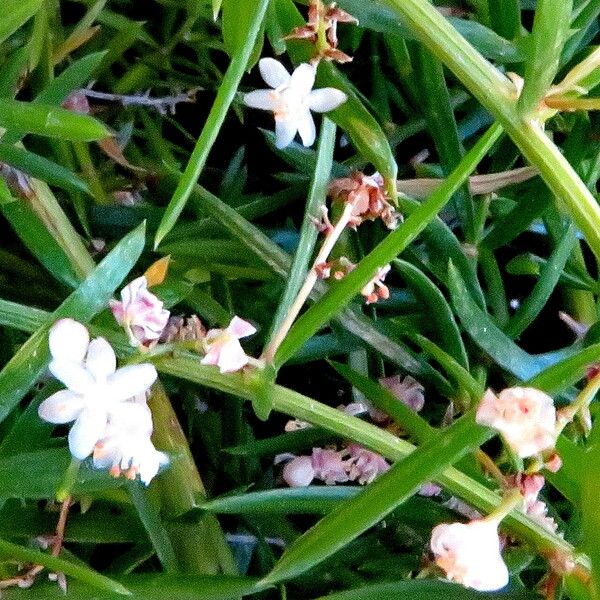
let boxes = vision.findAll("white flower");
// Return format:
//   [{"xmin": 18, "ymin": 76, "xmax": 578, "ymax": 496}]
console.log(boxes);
[
  {"xmin": 476, "ymin": 387, "xmax": 557, "ymax": 458},
  {"xmin": 38, "ymin": 319, "xmax": 158, "ymax": 460},
  {"xmin": 244, "ymin": 58, "xmax": 347, "ymax": 149},
  {"xmin": 430, "ymin": 519, "xmax": 509, "ymax": 591},
  {"xmin": 109, "ymin": 276, "xmax": 170, "ymax": 346},
  {"xmin": 201, "ymin": 316, "xmax": 257, "ymax": 373},
  {"xmin": 93, "ymin": 402, "xmax": 168, "ymax": 485}
]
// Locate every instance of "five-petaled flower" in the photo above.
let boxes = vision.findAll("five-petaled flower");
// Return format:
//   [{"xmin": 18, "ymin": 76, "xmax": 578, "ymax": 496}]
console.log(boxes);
[
  {"xmin": 39, "ymin": 319, "xmax": 158, "ymax": 461},
  {"xmin": 201, "ymin": 316, "xmax": 257, "ymax": 373},
  {"xmin": 110, "ymin": 276, "xmax": 170, "ymax": 346},
  {"xmin": 430, "ymin": 519, "xmax": 509, "ymax": 591},
  {"xmin": 476, "ymin": 387, "xmax": 558, "ymax": 458},
  {"xmin": 243, "ymin": 58, "xmax": 347, "ymax": 149}
]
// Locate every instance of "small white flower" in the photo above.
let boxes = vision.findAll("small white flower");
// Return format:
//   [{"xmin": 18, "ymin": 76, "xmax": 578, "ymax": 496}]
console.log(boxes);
[
  {"xmin": 201, "ymin": 316, "xmax": 257, "ymax": 373},
  {"xmin": 39, "ymin": 319, "xmax": 158, "ymax": 460},
  {"xmin": 93, "ymin": 402, "xmax": 168, "ymax": 486},
  {"xmin": 109, "ymin": 276, "xmax": 170, "ymax": 346},
  {"xmin": 430, "ymin": 519, "xmax": 509, "ymax": 591},
  {"xmin": 476, "ymin": 387, "xmax": 557, "ymax": 458},
  {"xmin": 244, "ymin": 58, "xmax": 347, "ymax": 149}
]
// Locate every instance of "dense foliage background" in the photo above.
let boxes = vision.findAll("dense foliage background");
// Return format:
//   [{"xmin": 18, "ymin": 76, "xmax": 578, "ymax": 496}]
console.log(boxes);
[{"xmin": 0, "ymin": 0, "xmax": 600, "ymax": 598}]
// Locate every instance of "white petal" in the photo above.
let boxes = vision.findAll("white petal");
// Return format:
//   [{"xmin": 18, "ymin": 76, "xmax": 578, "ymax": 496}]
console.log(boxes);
[
  {"xmin": 275, "ymin": 117, "xmax": 299, "ymax": 149},
  {"xmin": 308, "ymin": 88, "xmax": 347, "ymax": 113},
  {"xmin": 106, "ymin": 364, "xmax": 158, "ymax": 401},
  {"xmin": 49, "ymin": 359, "xmax": 94, "ymax": 394},
  {"xmin": 243, "ymin": 89, "xmax": 280, "ymax": 111},
  {"xmin": 38, "ymin": 390, "xmax": 84, "ymax": 424},
  {"xmin": 68, "ymin": 408, "xmax": 108, "ymax": 459},
  {"xmin": 289, "ymin": 63, "xmax": 316, "ymax": 97},
  {"xmin": 226, "ymin": 316, "xmax": 257, "ymax": 339},
  {"xmin": 258, "ymin": 57, "xmax": 291, "ymax": 89},
  {"xmin": 217, "ymin": 340, "xmax": 249, "ymax": 373},
  {"xmin": 49, "ymin": 319, "xmax": 89, "ymax": 363},
  {"xmin": 85, "ymin": 338, "xmax": 117, "ymax": 381},
  {"xmin": 296, "ymin": 110, "xmax": 316, "ymax": 147},
  {"xmin": 109, "ymin": 402, "xmax": 153, "ymax": 436}
]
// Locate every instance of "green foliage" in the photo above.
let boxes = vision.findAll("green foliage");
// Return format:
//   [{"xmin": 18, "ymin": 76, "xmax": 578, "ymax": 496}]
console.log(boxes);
[{"xmin": 0, "ymin": 0, "xmax": 599, "ymax": 597}]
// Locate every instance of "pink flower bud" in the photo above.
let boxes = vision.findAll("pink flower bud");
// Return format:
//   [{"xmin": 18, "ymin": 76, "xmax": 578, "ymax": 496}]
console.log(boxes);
[
  {"xmin": 346, "ymin": 444, "xmax": 390, "ymax": 484},
  {"xmin": 110, "ymin": 277, "xmax": 170, "ymax": 346},
  {"xmin": 311, "ymin": 447, "xmax": 351, "ymax": 485},
  {"xmin": 476, "ymin": 387, "xmax": 557, "ymax": 458},
  {"xmin": 282, "ymin": 456, "xmax": 315, "ymax": 487}
]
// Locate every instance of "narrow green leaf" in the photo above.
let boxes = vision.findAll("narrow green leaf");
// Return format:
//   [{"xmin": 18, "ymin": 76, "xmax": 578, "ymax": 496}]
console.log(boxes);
[
  {"xmin": 488, "ymin": 0, "xmax": 520, "ymax": 39},
  {"xmin": 329, "ymin": 361, "xmax": 435, "ymax": 443},
  {"xmin": 261, "ymin": 412, "xmax": 491, "ymax": 584},
  {"xmin": 267, "ymin": 118, "xmax": 336, "ymax": 344},
  {"xmin": 582, "ymin": 421, "xmax": 600, "ymax": 599},
  {"xmin": 0, "ymin": 538, "xmax": 130, "ymax": 595},
  {"xmin": 200, "ymin": 487, "xmax": 360, "ymax": 515},
  {"xmin": 0, "ymin": 223, "xmax": 145, "ymax": 424},
  {"xmin": 0, "ymin": 99, "xmax": 110, "ymax": 141},
  {"xmin": 0, "ymin": 142, "xmax": 90, "ymax": 195},
  {"xmin": 394, "ymin": 259, "xmax": 468, "ymax": 368},
  {"xmin": 128, "ymin": 483, "xmax": 178, "ymax": 573},
  {"xmin": 0, "ymin": 0, "xmax": 41, "ymax": 45},
  {"xmin": 518, "ymin": 0, "xmax": 573, "ymax": 116},
  {"xmin": 314, "ymin": 579, "xmax": 537, "ymax": 600},
  {"xmin": 447, "ymin": 261, "xmax": 549, "ymax": 380},
  {"xmin": 274, "ymin": 123, "xmax": 503, "ymax": 367},
  {"xmin": 505, "ymin": 223, "xmax": 577, "ymax": 338},
  {"xmin": 153, "ymin": 0, "xmax": 270, "ymax": 248}
]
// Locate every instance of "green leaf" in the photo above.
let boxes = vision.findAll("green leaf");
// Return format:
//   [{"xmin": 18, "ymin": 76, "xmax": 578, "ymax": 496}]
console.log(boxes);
[
  {"xmin": 0, "ymin": 223, "xmax": 145, "ymax": 424},
  {"xmin": 0, "ymin": 142, "xmax": 90, "ymax": 195},
  {"xmin": 128, "ymin": 483, "xmax": 178, "ymax": 573},
  {"xmin": 504, "ymin": 223, "xmax": 577, "ymax": 338},
  {"xmin": 329, "ymin": 361, "xmax": 435, "ymax": 443},
  {"xmin": 394, "ymin": 259, "xmax": 468, "ymax": 369},
  {"xmin": 0, "ymin": 538, "xmax": 131, "ymax": 595},
  {"xmin": 0, "ymin": 0, "xmax": 41, "ymax": 45},
  {"xmin": 153, "ymin": 0, "xmax": 270, "ymax": 248},
  {"xmin": 582, "ymin": 420, "xmax": 600, "ymax": 599},
  {"xmin": 273, "ymin": 123, "xmax": 503, "ymax": 367},
  {"xmin": 0, "ymin": 99, "xmax": 110, "ymax": 141},
  {"xmin": 200, "ymin": 487, "xmax": 360, "ymax": 515},
  {"xmin": 447, "ymin": 261, "xmax": 549, "ymax": 380},
  {"xmin": 266, "ymin": 118, "xmax": 336, "ymax": 346},
  {"xmin": 0, "ymin": 575, "xmax": 264, "ymax": 599},
  {"xmin": 261, "ymin": 412, "xmax": 491, "ymax": 584},
  {"xmin": 313, "ymin": 579, "xmax": 537, "ymax": 599},
  {"xmin": 518, "ymin": 0, "xmax": 573, "ymax": 116}
]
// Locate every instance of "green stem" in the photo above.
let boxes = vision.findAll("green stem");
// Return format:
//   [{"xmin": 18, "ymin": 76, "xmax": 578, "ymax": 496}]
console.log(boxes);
[
  {"xmin": 153, "ymin": 355, "xmax": 589, "ymax": 575},
  {"xmin": 56, "ymin": 457, "xmax": 80, "ymax": 503},
  {"xmin": 379, "ymin": 0, "xmax": 600, "ymax": 264}
]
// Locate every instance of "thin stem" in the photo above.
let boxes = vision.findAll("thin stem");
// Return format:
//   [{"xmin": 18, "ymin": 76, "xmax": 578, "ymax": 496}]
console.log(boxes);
[
  {"xmin": 556, "ymin": 372, "xmax": 600, "ymax": 434},
  {"xmin": 483, "ymin": 489, "xmax": 523, "ymax": 525},
  {"xmin": 262, "ymin": 201, "xmax": 354, "ymax": 363},
  {"xmin": 56, "ymin": 458, "xmax": 81, "ymax": 503}
]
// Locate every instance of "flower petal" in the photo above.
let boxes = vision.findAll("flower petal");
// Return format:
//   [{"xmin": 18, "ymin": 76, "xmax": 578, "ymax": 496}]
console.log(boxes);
[
  {"xmin": 121, "ymin": 276, "xmax": 147, "ymax": 304},
  {"xmin": 289, "ymin": 63, "xmax": 316, "ymax": 97},
  {"xmin": 38, "ymin": 390, "xmax": 84, "ymax": 424},
  {"xmin": 216, "ymin": 339, "xmax": 249, "ymax": 373},
  {"xmin": 85, "ymin": 337, "xmax": 117, "ymax": 381},
  {"xmin": 243, "ymin": 89, "xmax": 280, "ymax": 111},
  {"xmin": 68, "ymin": 408, "xmax": 108, "ymax": 459},
  {"xmin": 296, "ymin": 110, "xmax": 316, "ymax": 147},
  {"xmin": 108, "ymin": 401, "xmax": 153, "ymax": 436},
  {"xmin": 49, "ymin": 359, "xmax": 94, "ymax": 393},
  {"xmin": 226, "ymin": 316, "xmax": 257, "ymax": 339},
  {"xmin": 275, "ymin": 117, "xmax": 299, "ymax": 149},
  {"xmin": 106, "ymin": 364, "xmax": 158, "ymax": 401},
  {"xmin": 258, "ymin": 57, "xmax": 290, "ymax": 89},
  {"xmin": 49, "ymin": 319, "xmax": 89, "ymax": 363},
  {"xmin": 308, "ymin": 88, "xmax": 347, "ymax": 113}
]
